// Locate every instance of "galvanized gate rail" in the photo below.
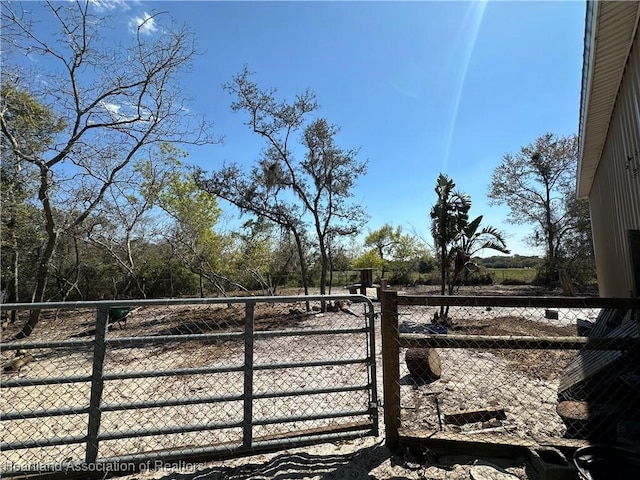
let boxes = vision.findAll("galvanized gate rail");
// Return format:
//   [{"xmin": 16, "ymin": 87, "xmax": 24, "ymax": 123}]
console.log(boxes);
[{"xmin": 1, "ymin": 295, "xmax": 378, "ymax": 478}]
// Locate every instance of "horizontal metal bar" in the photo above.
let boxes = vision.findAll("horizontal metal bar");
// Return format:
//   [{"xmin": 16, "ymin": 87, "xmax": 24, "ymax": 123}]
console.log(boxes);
[
  {"xmin": 0, "ymin": 328, "xmax": 367, "ymax": 353},
  {"xmin": 399, "ymin": 334, "xmax": 640, "ymax": 350},
  {"xmin": 1, "ymin": 405, "xmax": 89, "ymax": 421},
  {"xmin": 102, "ymin": 365, "xmax": 243, "ymax": 381},
  {"xmin": 105, "ymin": 332, "xmax": 244, "ymax": 345},
  {"xmin": 0, "ymin": 386, "xmax": 370, "ymax": 421},
  {"xmin": 254, "ymin": 384, "xmax": 370, "ymax": 400},
  {"xmin": 104, "ymin": 328, "xmax": 367, "ymax": 346},
  {"xmin": 0, "ymin": 339, "xmax": 94, "ymax": 350},
  {"xmin": 98, "ymin": 420, "xmax": 243, "ymax": 441},
  {"xmin": 254, "ymin": 357, "xmax": 370, "ymax": 371},
  {"xmin": 250, "ymin": 427, "xmax": 373, "ymax": 449},
  {"xmin": 1, "ymin": 375, "xmax": 91, "ymax": 389},
  {"xmin": 101, "ymin": 393, "xmax": 244, "ymax": 412},
  {"xmin": 397, "ymin": 295, "xmax": 640, "ymax": 309},
  {"xmin": 0, "ymin": 294, "xmax": 369, "ymax": 311},
  {"xmin": 1, "ymin": 434, "xmax": 87, "ymax": 451},
  {"xmin": 0, "ymin": 329, "xmax": 366, "ymax": 351},
  {"xmin": 254, "ymin": 327, "xmax": 367, "ymax": 339},
  {"xmin": 253, "ymin": 408, "xmax": 371, "ymax": 426}
]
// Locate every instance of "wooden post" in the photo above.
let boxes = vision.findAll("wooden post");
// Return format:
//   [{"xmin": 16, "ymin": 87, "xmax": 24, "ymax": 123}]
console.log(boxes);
[
  {"xmin": 359, "ymin": 268, "xmax": 374, "ymax": 295},
  {"xmin": 376, "ymin": 279, "xmax": 388, "ymax": 301},
  {"xmin": 381, "ymin": 289, "xmax": 400, "ymax": 450}
]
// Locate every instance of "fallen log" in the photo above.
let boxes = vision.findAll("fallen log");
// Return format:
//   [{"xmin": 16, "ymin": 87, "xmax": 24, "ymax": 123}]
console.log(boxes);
[{"xmin": 405, "ymin": 347, "xmax": 442, "ymax": 381}]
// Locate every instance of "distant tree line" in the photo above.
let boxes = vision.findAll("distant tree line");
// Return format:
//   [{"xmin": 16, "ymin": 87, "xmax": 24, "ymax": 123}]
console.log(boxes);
[{"xmin": 475, "ymin": 255, "xmax": 541, "ymax": 269}]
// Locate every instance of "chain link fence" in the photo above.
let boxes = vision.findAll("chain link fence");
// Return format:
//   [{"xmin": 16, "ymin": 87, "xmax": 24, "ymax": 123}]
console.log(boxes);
[
  {"xmin": 380, "ymin": 292, "xmax": 640, "ymax": 455},
  {"xmin": 1, "ymin": 295, "xmax": 378, "ymax": 477}
]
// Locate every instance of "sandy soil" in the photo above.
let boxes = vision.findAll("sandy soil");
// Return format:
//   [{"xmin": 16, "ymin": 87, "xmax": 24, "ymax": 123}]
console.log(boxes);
[{"xmin": 1, "ymin": 286, "xmax": 592, "ymax": 479}]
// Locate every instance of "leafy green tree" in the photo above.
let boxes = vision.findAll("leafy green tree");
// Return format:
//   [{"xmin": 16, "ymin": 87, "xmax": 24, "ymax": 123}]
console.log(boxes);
[
  {"xmin": 388, "ymin": 234, "xmax": 433, "ymax": 284},
  {"xmin": 352, "ymin": 249, "xmax": 386, "ymax": 271},
  {"xmin": 364, "ymin": 224, "xmax": 402, "ymax": 278},
  {"xmin": 488, "ymin": 133, "xmax": 580, "ymax": 285},
  {"xmin": 363, "ymin": 224, "xmax": 432, "ymax": 282},
  {"xmin": 159, "ymin": 165, "xmax": 237, "ymax": 297}
]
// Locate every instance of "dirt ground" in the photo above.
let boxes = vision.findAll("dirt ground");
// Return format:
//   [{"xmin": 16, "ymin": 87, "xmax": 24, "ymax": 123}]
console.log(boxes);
[{"xmin": 1, "ymin": 285, "xmax": 590, "ymax": 479}]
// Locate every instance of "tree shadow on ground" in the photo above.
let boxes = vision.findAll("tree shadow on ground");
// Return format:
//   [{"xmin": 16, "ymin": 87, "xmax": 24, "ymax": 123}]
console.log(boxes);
[{"xmin": 152, "ymin": 441, "xmax": 392, "ymax": 480}]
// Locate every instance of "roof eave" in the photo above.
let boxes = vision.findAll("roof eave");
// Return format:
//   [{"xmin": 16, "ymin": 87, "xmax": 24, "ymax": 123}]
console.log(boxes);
[{"xmin": 577, "ymin": 0, "xmax": 640, "ymax": 199}]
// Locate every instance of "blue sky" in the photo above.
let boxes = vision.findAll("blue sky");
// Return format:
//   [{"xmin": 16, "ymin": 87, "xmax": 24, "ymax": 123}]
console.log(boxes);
[{"xmin": 23, "ymin": 0, "xmax": 586, "ymax": 256}]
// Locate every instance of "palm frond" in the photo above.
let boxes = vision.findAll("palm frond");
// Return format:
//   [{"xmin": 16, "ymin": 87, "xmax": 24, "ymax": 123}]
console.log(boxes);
[{"xmin": 464, "ymin": 215, "xmax": 483, "ymax": 238}]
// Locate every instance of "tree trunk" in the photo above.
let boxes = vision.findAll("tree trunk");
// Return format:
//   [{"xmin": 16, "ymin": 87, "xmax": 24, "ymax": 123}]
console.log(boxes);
[
  {"xmin": 292, "ymin": 229, "xmax": 310, "ymax": 311},
  {"xmin": 19, "ymin": 166, "xmax": 56, "ymax": 339},
  {"xmin": 327, "ymin": 246, "xmax": 334, "ymax": 295},
  {"xmin": 439, "ymin": 244, "xmax": 447, "ymax": 318},
  {"xmin": 318, "ymin": 237, "xmax": 328, "ymax": 297},
  {"xmin": 6, "ymin": 166, "xmax": 20, "ymax": 324},
  {"xmin": 544, "ymin": 183, "xmax": 558, "ymax": 285},
  {"xmin": 9, "ymin": 211, "xmax": 19, "ymax": 324}
]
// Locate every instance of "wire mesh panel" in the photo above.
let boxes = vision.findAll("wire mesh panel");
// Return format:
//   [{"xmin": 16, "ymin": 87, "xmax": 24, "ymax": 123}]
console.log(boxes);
[
  {"xmin": 1, "ymin": 295, "xmax": 377, "ymax": 477},
  {"xmin": 1, "ymin": 307, "xmax": 96, "ymax": 472},
  {"xmin": 380, "ymin": 292, "xmax": 640, "ymax": 452}
]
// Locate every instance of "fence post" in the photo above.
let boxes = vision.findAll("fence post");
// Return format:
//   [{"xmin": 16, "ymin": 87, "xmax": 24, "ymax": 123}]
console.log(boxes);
[
  {"xmin": 243, "ymin": 301, "xmax": 255, "ymax": 450},
  {"xmin": 86, "ymin": 305, "xmax": 109, "ymax": 464},
  {"xmin": 380, "ymin": 289, "xmax": 400, "ymax": 450},
  {"xmin": 365, "ymin": 298, "xmax": 380, "ymax": 437}
]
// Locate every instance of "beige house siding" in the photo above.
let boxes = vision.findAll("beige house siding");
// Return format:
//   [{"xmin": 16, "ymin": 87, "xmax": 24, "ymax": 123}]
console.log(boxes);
[
  {"xmin": 578, "ymin": 1, "xmax": 640, "ymax": 196},
  {"xmin": 587, "ymin": 24, "xmax": 640, "ymax": 297}
]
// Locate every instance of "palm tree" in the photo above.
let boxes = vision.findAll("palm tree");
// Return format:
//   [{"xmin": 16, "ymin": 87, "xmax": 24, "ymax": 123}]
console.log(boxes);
[
  {"xmin": 430, "ymin": 174, "xmax": 471, "ymax": 297},
  {"xmin": 430, "ymin": 174, "xmax": 509, "ymax": 323},
  {"xmin": 449, "ymin": 215, "xmax": 510, "ymax": 293}
]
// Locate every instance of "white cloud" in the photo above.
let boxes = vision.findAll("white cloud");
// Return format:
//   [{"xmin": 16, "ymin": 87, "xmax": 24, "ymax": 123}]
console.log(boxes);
[
  {"xmin": 100, "ymin": 101, "xmax": 153, "ymax": 124},
  {"xmin": 100, "ymin": 101, "xmax": 121, "ymax": 116},
  {"xmin": 89, "ymin": 0, "xmax": 136, "ymax": 13},
  {"xmin": 129, "ymin": 12, "xmax": 158, "ymax": 35}
]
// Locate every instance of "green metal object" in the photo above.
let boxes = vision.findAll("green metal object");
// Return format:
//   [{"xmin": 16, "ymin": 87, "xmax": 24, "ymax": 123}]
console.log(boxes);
[{"xmin": 108, "ymin": 307, "xmax": 130, "ymax": 323}]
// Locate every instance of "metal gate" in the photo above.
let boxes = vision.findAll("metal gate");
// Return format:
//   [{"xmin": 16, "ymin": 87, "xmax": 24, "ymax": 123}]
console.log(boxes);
[{"xmin": 1, "ymin": 295, "xmax": 378, "ymax": 477}]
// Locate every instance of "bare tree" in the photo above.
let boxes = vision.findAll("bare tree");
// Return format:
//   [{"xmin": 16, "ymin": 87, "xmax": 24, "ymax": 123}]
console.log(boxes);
[
  {"xmin": 488, "ymin": 133, "xmax": 578, "ymax": 285},
  {"xmin": 1, "ymin": 1, "xmax": 217, "ymax": 337},
  {"xmin": 200, "ymin": 68, "xmax": 367, "ymax": 303},
  {"xmin": 85, "ymin": 150, "xmax": 177, "ymax": 299}
]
